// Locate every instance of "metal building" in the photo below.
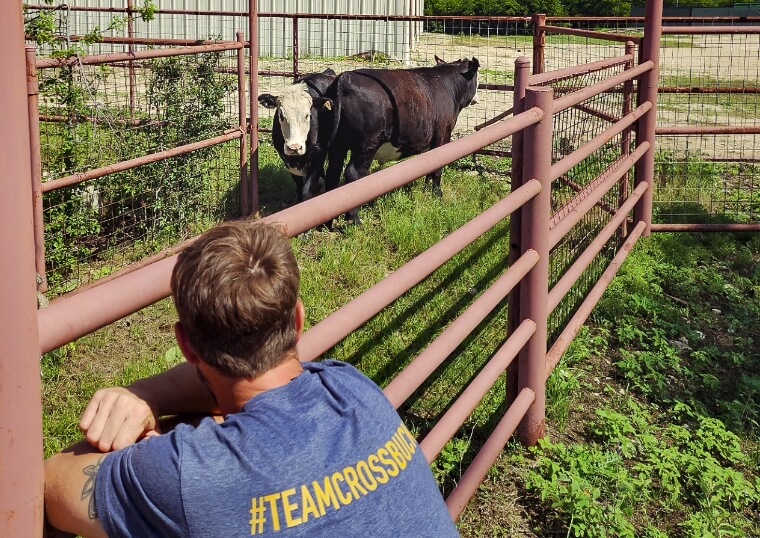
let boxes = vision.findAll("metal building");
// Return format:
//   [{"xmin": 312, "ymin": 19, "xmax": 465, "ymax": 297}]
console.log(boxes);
[{"xmin": 53, "ymin": 0, "xmax": 425, "ymax": 61}]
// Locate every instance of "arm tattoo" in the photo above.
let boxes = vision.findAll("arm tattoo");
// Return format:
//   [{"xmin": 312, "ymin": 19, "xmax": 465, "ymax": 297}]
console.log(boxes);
[{"xmin": 81, "ymin": 457, "xmax": 105, "ymax": 520}]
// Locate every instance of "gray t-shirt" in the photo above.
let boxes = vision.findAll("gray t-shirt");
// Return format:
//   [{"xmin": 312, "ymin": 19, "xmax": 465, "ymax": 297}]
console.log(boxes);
[{"xmin": 95, "ymin": 360, "xmax": 460, "ymax": 537}]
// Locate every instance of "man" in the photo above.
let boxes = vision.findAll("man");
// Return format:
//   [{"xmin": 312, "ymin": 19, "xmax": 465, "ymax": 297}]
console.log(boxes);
[{"xmin": 44, "ymin": 220, "xmax": 460, "ymax": 537}]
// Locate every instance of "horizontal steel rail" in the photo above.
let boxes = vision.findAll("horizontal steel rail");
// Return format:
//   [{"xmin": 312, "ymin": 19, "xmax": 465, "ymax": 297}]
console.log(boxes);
[
  {"xmin": 38, "ymin": 254, "xmax": 177, "ymax": 354},
  {"xmin": 549, "ymin": 142, "xmax": 650, "ymax": 250},
  {"xmin": 36, "ymin": 41, "xmax": 242, "ymax": 69},
  {"xmin": 474, "ymin": 106, "xmax": 514, "ymax": 131},
  {"xmin": 656, "ymin": 125, "xmax": 760, "ymax": 135},
  {"xmin": 445, "ymin": 387, "xmax": 535, "ymax": 521},
  {"xmin": 383, "ymin": 248, "xmax": 541, "ymax": 409},
  {"xmin": 662, "ymin": 26, "xmax": 760, "ymax": 35},
  {"xmin": 573, "ymin": 102, "xmax": 620, "ymax": 124},
  {"xmin": 541, "ymin": 25, "xmax": 643, "ymax": 44},
  {"xmin": 658, "ymin": 86, "xmax": 760, "ymax": 94},
  {"xmin": 41, "ymin": 129, "xmax": 243, "ymax": 193},
  {"xmin": 419, "ymin": 319, "xmax": 537, "ymax": 462},
  {"xmin": 297, "ymin": 182, "xmax": 542, "ymax": 363},
  {"xmin": 553, "ymin": 61, "xmax": 654, "ymax": 113},
  {"xmin": 548, "ymin": 181, "xmax": 648, "ymax": 314},
  {"xmin": 652, "ymin": 223, "xmax": 760, "ymax": 233},
  {"xmin": 38, "ymin": 109, "xmax": 542, "ymax": 354},
  {"xmin": 545, "ymin": 221, "xmax": 646, "ymax": 377},
  {"xmin": 550, "ymin": 101, "xmax": 652, "ymax": 181},
  {"xmin": 530, "ymin": 54, "xmax": 635, "ymax": 86}
]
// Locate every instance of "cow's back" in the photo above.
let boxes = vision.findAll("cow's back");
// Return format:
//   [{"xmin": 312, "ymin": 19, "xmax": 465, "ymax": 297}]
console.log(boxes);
[{"xmin": 332, "ymin": 65, "xmax": 472, "ymax": 158}]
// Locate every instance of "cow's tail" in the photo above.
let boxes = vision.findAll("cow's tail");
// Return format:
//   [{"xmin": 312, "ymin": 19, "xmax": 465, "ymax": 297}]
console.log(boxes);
[{"xmin": 326, "ymin": 73, "xmax": 348, "ymax": 149}]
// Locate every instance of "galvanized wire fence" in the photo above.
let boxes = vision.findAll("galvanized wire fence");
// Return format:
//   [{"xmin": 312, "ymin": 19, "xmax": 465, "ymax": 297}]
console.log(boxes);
[
  {"xmin": 33, "ymin": 44, "xmax": 244, "ymax": 295},
  {"xmin": 23, "ymin": 4, "xmax": 760, "ymax": 295}
]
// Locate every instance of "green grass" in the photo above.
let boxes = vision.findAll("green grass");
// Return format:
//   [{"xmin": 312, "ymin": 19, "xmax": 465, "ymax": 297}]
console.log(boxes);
[{"xmin": 42, "ymin": 147, "xmax": 760, "ymax": 536}]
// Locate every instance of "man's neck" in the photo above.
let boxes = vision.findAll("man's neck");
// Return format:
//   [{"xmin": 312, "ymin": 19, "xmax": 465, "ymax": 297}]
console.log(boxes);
[{"xmin": 212, "ymin": 354, "xmax": 304, "ymax": 414}]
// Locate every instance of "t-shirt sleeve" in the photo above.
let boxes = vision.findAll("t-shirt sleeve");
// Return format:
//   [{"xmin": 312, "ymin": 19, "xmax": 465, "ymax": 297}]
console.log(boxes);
[{"xmin": 94, "ymin": 430, "xmax": 188, "ymax": 538}]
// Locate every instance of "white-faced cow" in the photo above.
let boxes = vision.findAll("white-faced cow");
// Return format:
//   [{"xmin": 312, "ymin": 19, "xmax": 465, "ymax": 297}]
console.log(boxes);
[
  {"xmin": 258, "ymin": 69, "xmax": 336, "ymax": 202},
  {"xmin": 323, "ymin": 57, "xmax": 480, "ymax": 224}
]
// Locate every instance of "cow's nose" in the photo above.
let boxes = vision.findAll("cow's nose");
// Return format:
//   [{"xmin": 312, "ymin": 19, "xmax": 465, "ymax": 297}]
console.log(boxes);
[{"xmin": 286, "ymin": 143, "xmax": 303, "ymax": 155}]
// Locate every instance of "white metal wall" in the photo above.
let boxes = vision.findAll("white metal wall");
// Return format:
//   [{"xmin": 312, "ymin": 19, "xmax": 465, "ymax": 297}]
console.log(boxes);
[{"xmin": 57, "ymin": 0, "xmax": 425, "ymax": 60}]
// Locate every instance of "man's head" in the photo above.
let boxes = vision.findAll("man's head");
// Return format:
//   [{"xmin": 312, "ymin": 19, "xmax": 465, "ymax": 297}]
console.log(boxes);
[{"xmin": 171, "ymin": 220, "xmax": 300, "ymax": 379}]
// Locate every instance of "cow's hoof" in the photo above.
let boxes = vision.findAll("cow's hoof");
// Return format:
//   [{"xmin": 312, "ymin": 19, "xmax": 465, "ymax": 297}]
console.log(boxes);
[{"xmin": 432, "ymin": 186, "xmax": 443, "ymax": 198}]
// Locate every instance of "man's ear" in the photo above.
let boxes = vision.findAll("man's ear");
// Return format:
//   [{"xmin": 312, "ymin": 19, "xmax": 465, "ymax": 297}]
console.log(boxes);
[
  {"xmin": 294, "ymin": 300, "xmax": 306, "ymax": 342},
  {"xmin": 174, "ymin": 322, "xmax": 201, "ymax": 365}
]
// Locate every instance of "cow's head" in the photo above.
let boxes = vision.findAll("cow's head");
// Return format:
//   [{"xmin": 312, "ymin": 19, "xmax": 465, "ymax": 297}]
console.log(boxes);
[
  {"xmin": 259, "ymin": 83, "xmax": 333, "ymax": 156},
  {"xmin": 435, "ymin": 55, "xmax": 481, "ymax": 107}
]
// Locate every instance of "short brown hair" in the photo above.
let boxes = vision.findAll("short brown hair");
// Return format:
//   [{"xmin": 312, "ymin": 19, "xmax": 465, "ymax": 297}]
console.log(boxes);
[{"xmin": 170, "ymin": 220, "xmax": 300, "ymax": 378}]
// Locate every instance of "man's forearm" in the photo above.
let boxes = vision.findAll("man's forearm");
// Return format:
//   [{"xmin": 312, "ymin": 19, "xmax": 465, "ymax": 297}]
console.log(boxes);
[{"xmin": 128, "ymin": 362, "xmax": 219, "ymax": 417}]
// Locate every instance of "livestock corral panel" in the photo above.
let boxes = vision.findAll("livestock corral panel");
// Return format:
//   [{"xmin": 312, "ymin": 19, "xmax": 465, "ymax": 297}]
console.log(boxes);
[{"xmin": 539, "ymin": 18, "xmax": 760, "ymax": 226}]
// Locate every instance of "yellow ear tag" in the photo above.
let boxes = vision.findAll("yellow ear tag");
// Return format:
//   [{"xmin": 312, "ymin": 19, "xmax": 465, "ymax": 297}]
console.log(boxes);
[{"xmin": 324, "ymin": 101, "xmax": 332, "ymax": 111}]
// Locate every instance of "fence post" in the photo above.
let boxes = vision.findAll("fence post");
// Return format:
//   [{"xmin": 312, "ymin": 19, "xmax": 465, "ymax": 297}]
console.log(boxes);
[
  {"xmin": 237, "ymin": 31, "xmax": 250, "ymax": 218},
  {"xmin": 531, "ymin": 13, "xmax": 546, "ymax": 75},
  {"xmin": 619, "ymin": 40, "xmax": 636, "ymax": 239},
  {"xmin": 126, "ymin": 0, "xmax": 136, "ymax": 118},
  {"xmin": 292, "ymin": 16, "xmax": 300, "ymax": 81},
  {"xmin": 0, "ymin": 3, "xmax": 45, "ymax": 536},
  {"xmin": 506, "ymin": 56, "xmax": 531, "ymax": 408},
  {"xmin": 517, "ymin": 86, "xmax": 553, "ymax": 446},
  {"xmin": 248, "ymin": 0, "xmax": 260, "ymax": 215},
  {"xmin": 26, "ymin": 46, "xmax": 48, "ymax": 294},
  {"xmin": 633, "ymin": 0, "xmax": 663, "ymax": 235}
]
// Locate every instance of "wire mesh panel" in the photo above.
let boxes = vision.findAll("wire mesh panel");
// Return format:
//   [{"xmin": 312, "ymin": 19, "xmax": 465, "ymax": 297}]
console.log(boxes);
[
  {"xmin": 532, "ymin": 63, "xmax": 630, "ymax": 343},
  {"xmin": 541, "ymin": 18, "xmax": 644, "ymax": 72},
  {"xmin": 37, "ymin": 46, "xmax": 243, "ymax": 295},
  {"xmin": 655, "ymin": 30, "xmax": 760, "ymax": 224}
]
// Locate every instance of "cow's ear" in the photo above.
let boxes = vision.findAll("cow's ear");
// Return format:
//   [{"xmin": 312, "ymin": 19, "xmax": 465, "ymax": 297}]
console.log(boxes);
[
  {"xmin": 323, "ymin": 68, "xmax": 337, "ymax": 76},
  {"xmin": 258, "ymin": 94, "xmax": 278, "ymax": 109},
  {"xmin": 313, "ymin": 97, "xmax": 335, "ymax": 112},
  {"xmin": 434, "ymin": 54, "xmax": 446, "ymax": 65},
  {"xmin": 464, "ymin": 57, "xmax": 480, "ymax": 78}
]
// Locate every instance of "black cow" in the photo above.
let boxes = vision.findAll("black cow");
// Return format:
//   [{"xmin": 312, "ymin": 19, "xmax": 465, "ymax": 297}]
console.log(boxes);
[
  {"xmin": 322, "ymin": 57, "xmax": 480, "ymax": 224},
  {"xmin": 258, "ymin": 69, "xmax": 336, "ymax": 202}
]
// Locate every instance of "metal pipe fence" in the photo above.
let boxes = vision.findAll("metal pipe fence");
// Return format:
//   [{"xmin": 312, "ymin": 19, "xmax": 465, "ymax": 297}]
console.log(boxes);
[{"xmin": 13, "ymin": 3, "xmax": 750, "ymax": 532}]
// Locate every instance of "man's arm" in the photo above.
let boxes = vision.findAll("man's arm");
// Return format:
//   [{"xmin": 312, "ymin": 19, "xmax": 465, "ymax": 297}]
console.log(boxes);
[
  {"xmin": 44, "ymin": 442, "xmax": 110, "ymax": 538},
  {"xmin": 80, "ymin": 362, "xmax": 218, "ymax": 452}
]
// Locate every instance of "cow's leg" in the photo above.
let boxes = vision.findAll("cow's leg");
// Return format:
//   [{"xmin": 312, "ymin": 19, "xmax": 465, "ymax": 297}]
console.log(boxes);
[
  {"xmin": 426, "ymin": 129, "xmax": 454, "ymax": 198},
  {"xmin": 342, "ymin": 149, "xmax": 376, "ymax": 225},
  {"xmin": 426, "ymin": 168, "xmax": 445, "ymax": 198},
  {"xmin": 291, "ymin": 174, "xmax": 305, "ymax": 203},
  {"xmin": 321, "ymin": 147, "xmax": 349, "ymax": 230},
  {"xmin": 302, "ymin": 165, "xmax": 323, "ymax": 201}
]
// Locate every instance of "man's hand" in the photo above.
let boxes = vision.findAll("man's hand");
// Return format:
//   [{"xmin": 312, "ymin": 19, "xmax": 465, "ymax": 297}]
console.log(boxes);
[{"xmin": 79, "ymin": 387, "xmax": 160, "ymax": 452}]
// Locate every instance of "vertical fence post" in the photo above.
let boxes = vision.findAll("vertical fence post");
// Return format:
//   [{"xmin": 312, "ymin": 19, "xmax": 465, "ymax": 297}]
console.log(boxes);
[
  {"xmin": 531, "ymin": 13, "xmax": 546, "ymax": 76},
  {"xmin": 517, "ymin": 86, "xmax": 553, "ymax": 446},
  {"xmin": 237, "ymin": 31, "xmax": 250, "ymax": 218},
  {"xmin": 292, "ymin": 16, "xmax": 300, "ymax": 82},
  {"xmin": 26, "ymin": 46, "xmax": 48, "ymax": 294},
  {"xmin": 506, "ymin": 56, "xmax": 531, "ymax": 408},
  {"xmin": 619, "ymin": 40, "xmax": 636, "ymax": 239},
  {"xmin": 633, "ymin": 0, "xmax": 663, "ymax": 235},
  {"xmin": 1, "ymin": 3, "xmax": 45, "ymax": 536},
  {"xmin": 126, "ymin": 0, "xmax": 136, "ymax": 118},
  {"xmin": 248, "ymin": 0, "xmax": 260, "ymax": 215}
]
